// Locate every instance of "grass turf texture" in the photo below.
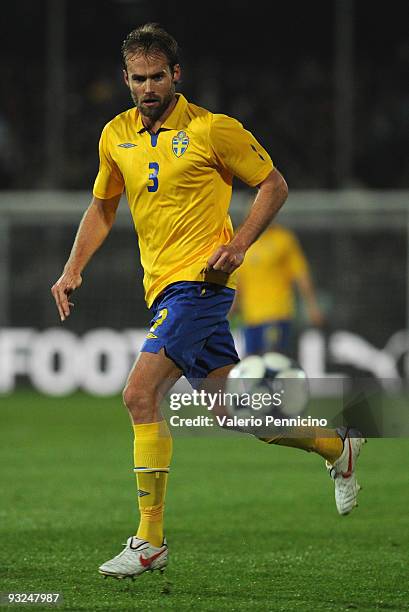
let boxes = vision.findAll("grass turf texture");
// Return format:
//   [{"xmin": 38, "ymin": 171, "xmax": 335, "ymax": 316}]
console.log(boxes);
[{"xmin": 0, "ymin": 391, "xmax": 408, "ymax": 612}]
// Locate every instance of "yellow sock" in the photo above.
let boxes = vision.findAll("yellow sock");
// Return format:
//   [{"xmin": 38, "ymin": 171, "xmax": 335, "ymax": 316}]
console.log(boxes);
[
  {"xmin": 133, "ymin": 420, "xmax": 172, "ymax": 547},
  {"xmin": 259, "ymin": 427, "xmax": 343, "ymax": 464}
]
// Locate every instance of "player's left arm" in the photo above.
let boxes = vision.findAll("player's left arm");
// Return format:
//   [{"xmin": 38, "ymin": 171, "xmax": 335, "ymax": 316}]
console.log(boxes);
[
  {"xmin": 295, "ymin": 271, "xmax": 325, "ymax": 327},
  {"xmin": 288, "ymin": 233, "xmax": 325, "ymax": 326},
  {"xmin": 208, "ymin": 168, "xmax": 288, "ymax": 273}
]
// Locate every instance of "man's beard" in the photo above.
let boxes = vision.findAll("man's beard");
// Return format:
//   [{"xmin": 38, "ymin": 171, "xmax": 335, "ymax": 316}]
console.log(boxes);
[{"xmin": 132, "ymin": 89, "xmax": 174, "ymax": 122}]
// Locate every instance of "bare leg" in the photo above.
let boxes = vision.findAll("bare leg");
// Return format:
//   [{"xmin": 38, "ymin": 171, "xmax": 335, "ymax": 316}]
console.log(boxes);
[
  {"xmin": 123, "ymin": 348, "xmax": 182, "ymax": 424},
  {"xmin": 122, "ymin": 348, "xmax": 182, "ymax": 546},
  {"xmin": 202, "ymin": 363, "xmax": 237, "ymax": 418}
]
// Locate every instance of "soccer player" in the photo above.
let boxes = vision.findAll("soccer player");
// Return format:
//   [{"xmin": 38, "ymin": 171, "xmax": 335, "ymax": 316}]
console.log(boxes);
[
  {"xmin": 51, "ymin": 23, "xmax": 365, "ymax": 580},
  {"xmin": 235, "ymin": 222, "xmax": 324, "ymax": 356}
]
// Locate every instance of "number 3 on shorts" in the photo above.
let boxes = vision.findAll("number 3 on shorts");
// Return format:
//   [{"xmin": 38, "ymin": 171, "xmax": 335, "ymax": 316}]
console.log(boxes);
[{"xmin": 148, "ymin": 162, "xmax": 159, "ymax": 192}]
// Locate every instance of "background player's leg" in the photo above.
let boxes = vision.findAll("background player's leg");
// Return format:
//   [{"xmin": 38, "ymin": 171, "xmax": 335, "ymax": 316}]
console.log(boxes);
[{"xmin": 123, "ymin": 349, "xmax": 182, "ymax": 547}]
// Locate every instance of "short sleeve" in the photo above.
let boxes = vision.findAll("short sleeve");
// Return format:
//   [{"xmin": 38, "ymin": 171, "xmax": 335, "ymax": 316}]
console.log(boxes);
[
  {"xmin": 287, "ymin": 233, "xmax": 309, "ymax": 279},
  {"xmin": 209, "ymin": 114, "xmax": 274, "ymax": 186},
  {"xmin": 93, "ymin": 124, "xmax": 125, "ymax": 199}
]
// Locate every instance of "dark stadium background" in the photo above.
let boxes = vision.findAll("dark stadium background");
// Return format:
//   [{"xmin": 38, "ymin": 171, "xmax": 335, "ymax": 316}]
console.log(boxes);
[
  {"xmin": 1, "ymin": 3, "xmax": 409, "ymax": 610},
  {"xmin": 0, "ymin": 0, "xmax": 407, "ymax": 368},
  {"xmin": 2, "ymin": 0, "xmax": 408, "ymax": 191}
]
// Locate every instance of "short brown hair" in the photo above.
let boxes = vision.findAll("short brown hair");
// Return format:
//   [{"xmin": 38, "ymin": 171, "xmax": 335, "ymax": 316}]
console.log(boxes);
[{"xmin": 121, "ymin": 23, "xmax": 180, "ymax": 70}]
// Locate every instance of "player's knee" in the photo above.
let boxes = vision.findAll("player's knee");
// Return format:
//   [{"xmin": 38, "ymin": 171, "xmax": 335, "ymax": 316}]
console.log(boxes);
[{"xmin": 122, "ymin": 384, "xmax": 154, "ymax": 419}]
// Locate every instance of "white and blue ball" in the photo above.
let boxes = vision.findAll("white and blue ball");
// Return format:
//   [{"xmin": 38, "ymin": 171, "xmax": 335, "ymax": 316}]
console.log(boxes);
[{"xmin": 225, "ymin": 352, "xmax": 309, "ymax": 419}]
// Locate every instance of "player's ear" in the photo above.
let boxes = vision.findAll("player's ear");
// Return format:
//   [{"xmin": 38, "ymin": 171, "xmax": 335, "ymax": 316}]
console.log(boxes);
[
  {"xmin": 123, "ymin": 69, "xmax": 130, "ymax": 88},
  {"xmin": 172, "ymin": 64, "xmax": 181, "ymax": 83}
]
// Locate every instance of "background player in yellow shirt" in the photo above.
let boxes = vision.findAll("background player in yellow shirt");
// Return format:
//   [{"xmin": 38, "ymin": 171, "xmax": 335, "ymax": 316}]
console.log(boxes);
[
  {"xmin": 236, "ymin": 222, "xmax": 324, "ymax": 356},
  {"xmin": 51, "ymin": 23, "xmax": 365, "ymax": 580}
]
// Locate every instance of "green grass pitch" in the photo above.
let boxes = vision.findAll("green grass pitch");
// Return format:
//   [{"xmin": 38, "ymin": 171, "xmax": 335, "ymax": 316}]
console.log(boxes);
[{"xmin": 1, "ymin": 391, "xmax": 408, "ymax": 611}]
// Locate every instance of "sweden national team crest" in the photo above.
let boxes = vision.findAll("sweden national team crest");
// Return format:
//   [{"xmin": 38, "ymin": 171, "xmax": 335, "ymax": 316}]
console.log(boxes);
[{"xmin": 172, "ymin": 130, "xmax": 189, "ymax": 157}]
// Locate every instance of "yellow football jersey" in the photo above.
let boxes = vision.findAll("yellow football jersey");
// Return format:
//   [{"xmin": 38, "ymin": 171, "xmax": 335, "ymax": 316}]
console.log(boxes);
[
  {"xmin": 93, "ymin": 94, "xmax": 273, "ymax": 307},
  {"xmin": 237, "ymin": 225, "xmax": 309, "ymax": 324}
]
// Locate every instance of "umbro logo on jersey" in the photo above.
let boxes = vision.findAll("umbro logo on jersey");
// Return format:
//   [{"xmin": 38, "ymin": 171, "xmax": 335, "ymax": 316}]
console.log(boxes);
[{"xmin": 118, "ymin": 142, "xmax": 137, "ymax": 148}]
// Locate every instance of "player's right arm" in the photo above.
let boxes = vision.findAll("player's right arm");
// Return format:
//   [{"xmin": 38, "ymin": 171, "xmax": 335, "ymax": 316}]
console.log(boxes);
[{"xmin": 51, "ymin": 194, "xmax": 121, "ymax": 321}]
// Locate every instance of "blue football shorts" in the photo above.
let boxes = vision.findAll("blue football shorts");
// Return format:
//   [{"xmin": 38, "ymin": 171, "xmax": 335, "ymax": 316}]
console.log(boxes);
[
  {"xmin": 243, "ymin": 320, "xmax": 292, "ymax": 355},
  {"xmin": 140, "ymin": 281, "xmax": 239, "ymax": 385}
]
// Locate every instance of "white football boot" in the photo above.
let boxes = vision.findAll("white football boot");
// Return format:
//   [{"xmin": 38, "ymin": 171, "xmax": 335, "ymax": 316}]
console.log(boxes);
[
  {"xmin": 98, "ymin": 536, "xmax": 168, "ymax": 579},
  {"xmin": 326, "ymin": 428, "xmax": 367, "ymax": 515}
]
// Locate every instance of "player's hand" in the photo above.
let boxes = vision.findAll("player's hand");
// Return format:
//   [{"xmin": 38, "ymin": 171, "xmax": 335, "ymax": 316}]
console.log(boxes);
[
  {"xmin": 308, "ymin": 305, "xmax": 325, "ymax": 327},
  {"xmin": 207, "ymin": 244, "xmax": 244, "ymax": 274},
  {"xmin": 51, "ymin": 269, "xmax": 82, "ymax": 322}
]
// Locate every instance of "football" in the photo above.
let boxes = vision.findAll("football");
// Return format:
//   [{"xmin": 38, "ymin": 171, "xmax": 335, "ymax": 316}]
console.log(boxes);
[{"xmin": 224, "ymin": 352, "xmax": 310, "ymax": 425}]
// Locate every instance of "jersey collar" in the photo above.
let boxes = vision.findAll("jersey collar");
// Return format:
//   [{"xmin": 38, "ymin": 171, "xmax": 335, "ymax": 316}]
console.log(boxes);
[{"xmin": 135, "ymin": 93, "xmax": 188, "ymax": 133}]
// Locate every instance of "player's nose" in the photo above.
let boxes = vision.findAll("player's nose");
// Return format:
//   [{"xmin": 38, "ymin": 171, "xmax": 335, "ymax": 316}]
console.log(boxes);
[{"xmin": 144, "ymin": 78, "xmax": 155, "ymax": 92}]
